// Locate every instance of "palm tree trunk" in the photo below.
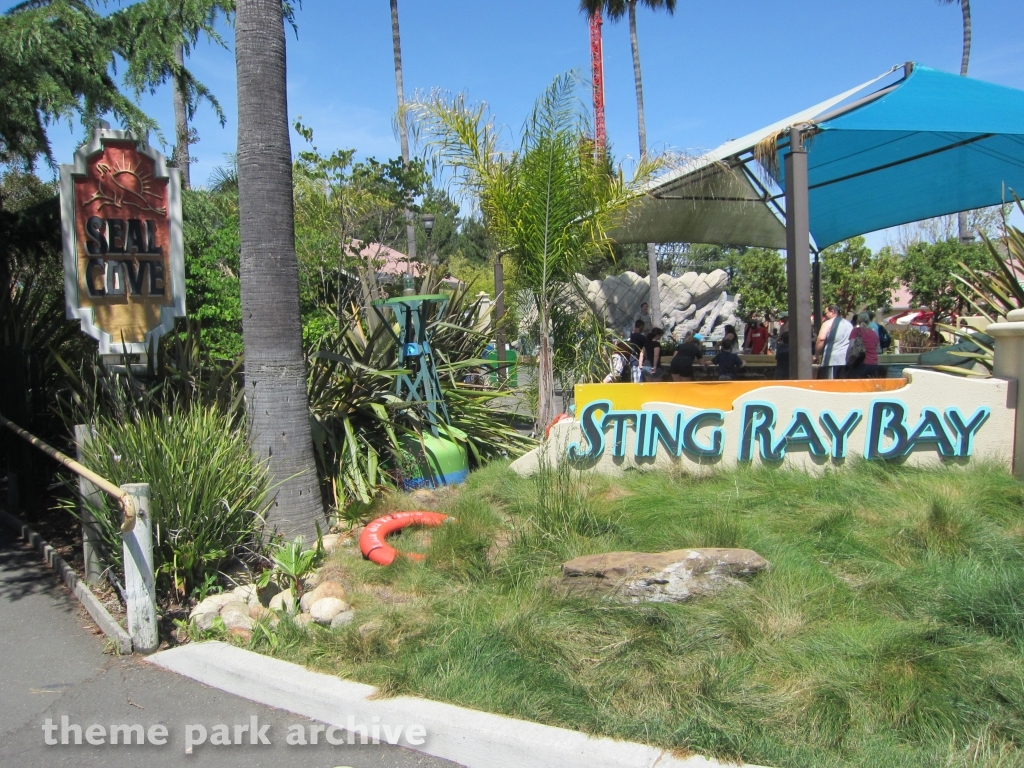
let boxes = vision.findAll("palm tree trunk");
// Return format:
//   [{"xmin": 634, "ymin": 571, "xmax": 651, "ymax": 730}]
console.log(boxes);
[
  {"xmin": 957, "ymin": 0, "xmax": 972, "ymax": 243},
  {"xmin": 958, "ymin": 0, "xmax": 971, "ymax": 77},
  {"xmin": 537, "ymin": 299, "xmax": 556, "ymax": 430},
  {"xmin": 390, "ymin": 0, "xmax": 418, "ymax": 264},
  {"xmin": 235, "ymin": 0, "xmax": 323, "ymax": 540},
  {"xmin": 627, "ymin": 1, "xmax": 661, "ymax": 328},
  {"xmin": 172, "ymin": 41, "xmax": 191, "ymax": 189}
]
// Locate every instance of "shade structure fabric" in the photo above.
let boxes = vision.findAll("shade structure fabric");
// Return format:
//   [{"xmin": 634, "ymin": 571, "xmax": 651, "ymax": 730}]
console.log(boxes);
[{"xmin": 614, "ymin": 64, "xmax": 1024, "ymax": 249}]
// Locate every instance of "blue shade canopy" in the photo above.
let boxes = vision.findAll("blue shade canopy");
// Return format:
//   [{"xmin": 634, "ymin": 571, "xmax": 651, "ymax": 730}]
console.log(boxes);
[
  {"xmin": 616, "ymin": 64, "xmax": 1024, "ymax": 249},
  {"xmin": 777, "ymin": 65, "xmax": 1024, "ymax": 248}
]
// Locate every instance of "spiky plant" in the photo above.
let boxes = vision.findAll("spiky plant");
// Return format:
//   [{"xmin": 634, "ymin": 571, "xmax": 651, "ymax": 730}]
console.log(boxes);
[
  {"xmin": 927, "ymin": 197, "xmax": 1024, "ymax": 376},
  {"xmin": 308, "ymin": 275, "xmax": 534, "ymax": 513}
]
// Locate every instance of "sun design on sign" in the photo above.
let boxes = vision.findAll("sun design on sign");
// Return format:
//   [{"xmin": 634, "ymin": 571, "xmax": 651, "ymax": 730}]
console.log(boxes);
[{"xmin": 84, "ymin": 150, "xmax": 167, "ymax": 216}]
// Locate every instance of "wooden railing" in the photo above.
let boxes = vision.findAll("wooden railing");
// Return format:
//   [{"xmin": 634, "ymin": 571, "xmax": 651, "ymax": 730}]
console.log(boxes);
[{"xmin": 0, "ymin": 414, "xmax": 157, "ymax": 653}]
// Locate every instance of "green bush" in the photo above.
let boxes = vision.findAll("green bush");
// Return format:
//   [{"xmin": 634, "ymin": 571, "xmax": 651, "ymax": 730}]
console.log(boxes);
[{"xmin": 74, "ymin": 405, "xmax": 268, "ymax": 600}]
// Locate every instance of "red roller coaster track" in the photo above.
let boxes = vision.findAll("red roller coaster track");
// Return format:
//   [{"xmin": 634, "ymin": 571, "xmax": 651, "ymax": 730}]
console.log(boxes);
[{"xmin": 589, "ymin": 10, "xmax": 606, "ymax": 152}]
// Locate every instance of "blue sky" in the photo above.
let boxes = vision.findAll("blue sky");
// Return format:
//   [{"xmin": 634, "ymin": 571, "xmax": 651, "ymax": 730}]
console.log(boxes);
[{"xmin": 13, "ymin": 0, "xmax": 1024, "ymax": 243}]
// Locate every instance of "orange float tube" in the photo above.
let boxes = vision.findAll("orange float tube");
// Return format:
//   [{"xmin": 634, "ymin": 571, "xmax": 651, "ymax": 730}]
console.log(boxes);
[
  {"xmin": 545, "ymin": 412, "xmax": 571, "ymax": 439},
  {"xmin": 359, "ymin": 511, "xmax": 451, "ymax": 565}
]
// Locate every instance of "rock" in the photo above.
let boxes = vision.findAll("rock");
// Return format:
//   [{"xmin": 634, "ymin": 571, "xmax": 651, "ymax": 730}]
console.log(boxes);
[
  {"xmin": 309, "ymin": 597, "xmax": 349, "ymax": 625},
  {"xmin": 249, "ymin": 605, "xmax": 276, "ymax": 622},
  {"xmin": 227, "ymin": 626, "xmax": 252, "ymax": 643},
  {"xmin": 560, "ymin": 548, "xmax": 769, "ymax": 603},
  {"xmin": 320, "ymin": 533, "xmax": 342, "ymax": 553},
  {"xmin": 302, "ymin": 572, "xmax": 322, "ymax": 591},
  {"xmin": 299, "ymin": 581, "xmax": 347, "ymax": 613},
  {"xmin": 330, "ymin": 610, "xmax": 355, "ymax": 630},
  {"xmin": 268, "ymin": 590, "xmax": 296, "ymax": 615},
  {"xmin": 232, "ymin": 584, "xmax": 257, "ymax": 603},
  {"xmin": 293, "ymin": 613, "xmax": 314, "ymax": 627},
  {"xmin": 189, "ymin": 592, "xmax": 235, "ymax": 619},
  {"xmin": 220, "ymin": 601, "xmax": 255, "ymax": 630},
  {"xmin": 192, "ymin": 610, "xmax": 220, "ymax": 632}
]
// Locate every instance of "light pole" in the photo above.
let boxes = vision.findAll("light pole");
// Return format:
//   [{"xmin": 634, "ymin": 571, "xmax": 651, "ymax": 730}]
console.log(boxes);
[
  {"xmin": 422, "ymin": 213, "xmax": 436, "ymax": 266},
  {"xmin": 417, "ymin": 213, "xmax": 436, "ymax": 295}
]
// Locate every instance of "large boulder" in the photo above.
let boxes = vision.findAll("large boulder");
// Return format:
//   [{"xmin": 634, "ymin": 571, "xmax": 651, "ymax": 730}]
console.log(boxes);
[{"xmin": 561, "ymin": 548, "xmax": 769, "ymax": 603}]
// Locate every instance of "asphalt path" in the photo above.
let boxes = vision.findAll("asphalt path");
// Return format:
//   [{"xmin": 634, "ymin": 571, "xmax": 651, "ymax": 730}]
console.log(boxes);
[{"xmin": 0, "ymin": 525, "xmax": 462, "ymax": 768}]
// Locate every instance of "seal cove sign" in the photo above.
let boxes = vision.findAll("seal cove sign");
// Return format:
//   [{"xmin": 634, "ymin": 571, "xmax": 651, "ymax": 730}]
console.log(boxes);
[{"xmin": 60, "ymin": 127, "xmax": 185, "ymax": 355}]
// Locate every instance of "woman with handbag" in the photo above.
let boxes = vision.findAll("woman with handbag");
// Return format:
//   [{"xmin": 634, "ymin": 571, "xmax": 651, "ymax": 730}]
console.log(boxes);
[{"xmin": 848, "ymin": 312, "xmax": 880, "ymax": 378}]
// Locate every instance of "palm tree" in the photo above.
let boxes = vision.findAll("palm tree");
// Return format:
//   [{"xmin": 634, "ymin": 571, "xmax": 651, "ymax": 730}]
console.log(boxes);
[
  {"xmin": 413, "ymin": 75, "xmax": 659, "ymax": 429},
  {"xmin": 168, "ymin": 1, "xmax": 234, "ymax": 188},
  {"xmin": 390, "ymin": 0, "xmax": 417, "ymax": 265},
  {"xmin": 235, "ymin": 0, "xmax": 323, "ymax": 539},
  {"xmin": 939, "ymin": 0, "xmax": 972, "ymax": 243},
  {"xmin": 580, "ymin": 0, "xmax": 676, "ymax": 330}
]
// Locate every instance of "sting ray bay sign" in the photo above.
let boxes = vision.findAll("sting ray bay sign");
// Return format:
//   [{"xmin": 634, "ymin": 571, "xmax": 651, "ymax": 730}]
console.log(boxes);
[
  {"xmin": 60, "ymin": 127, "xmax": 185, "ymax": 355},
  {"xmin": 510, "ymin": 370, "xmax": 1014, "ymax": 476}
]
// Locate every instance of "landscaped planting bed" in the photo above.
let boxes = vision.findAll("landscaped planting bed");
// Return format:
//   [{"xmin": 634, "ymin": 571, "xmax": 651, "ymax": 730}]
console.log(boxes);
[{"xmin": 219, "ymin": 461, "xmax": 1024, "ymax": 768}]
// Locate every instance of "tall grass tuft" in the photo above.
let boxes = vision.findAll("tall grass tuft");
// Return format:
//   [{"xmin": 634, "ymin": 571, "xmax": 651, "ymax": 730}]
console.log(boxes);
[{"xmin": 73, "ymin": 405, "xmax": 268, "ymax": 600}]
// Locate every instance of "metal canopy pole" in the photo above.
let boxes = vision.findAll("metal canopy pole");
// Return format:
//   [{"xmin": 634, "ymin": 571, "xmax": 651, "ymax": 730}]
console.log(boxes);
[
  {"xmin": 785, "ymin": 127, "xmax": 813, "ymax": 380},
  {"xmin": 812, "ymin": 250, "xmax": 823, "ymax": 339}
]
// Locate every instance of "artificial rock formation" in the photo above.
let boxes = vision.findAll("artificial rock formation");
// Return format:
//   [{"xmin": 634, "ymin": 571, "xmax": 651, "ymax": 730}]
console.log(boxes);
[{"xmin": 575, "ymin": 270, "xmax": 743, "ymax": 341}]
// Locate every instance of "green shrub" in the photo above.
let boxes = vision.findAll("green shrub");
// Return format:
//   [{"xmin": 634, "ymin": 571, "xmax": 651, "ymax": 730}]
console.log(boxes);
[{"xmin": 73, "ymin": 405, "xmax": 268, "ymax": 600}]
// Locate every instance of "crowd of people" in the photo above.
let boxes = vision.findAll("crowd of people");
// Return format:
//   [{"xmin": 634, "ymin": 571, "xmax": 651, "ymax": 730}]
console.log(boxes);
[{"xmin": 603, "ymin": 302, "xmax": 892, "ymax": 384}]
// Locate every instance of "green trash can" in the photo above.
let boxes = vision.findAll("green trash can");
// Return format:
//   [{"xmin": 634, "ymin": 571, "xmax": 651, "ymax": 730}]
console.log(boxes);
[{"xmin": 485, "ymin": 346, "xmax": 518, "ymax": 387}]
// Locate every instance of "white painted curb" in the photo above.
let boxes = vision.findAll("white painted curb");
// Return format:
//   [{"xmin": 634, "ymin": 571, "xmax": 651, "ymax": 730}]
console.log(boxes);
[{"xmin": 148, "ymin": 642, "xmax": 767, "ymax": 768}]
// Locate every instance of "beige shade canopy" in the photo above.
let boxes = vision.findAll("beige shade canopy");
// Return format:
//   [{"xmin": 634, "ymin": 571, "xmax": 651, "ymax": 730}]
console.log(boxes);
[{"xmin": 610, "ymin": 67, "xmax": 899, "ymax": 248}]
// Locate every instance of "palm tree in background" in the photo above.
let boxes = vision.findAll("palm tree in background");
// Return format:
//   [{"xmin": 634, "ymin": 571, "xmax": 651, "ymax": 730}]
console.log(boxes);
[
  {"xmin": 166, "ymin": 1, "xmax": 235, "ymax": 189},
  {"xmin": 939, "ymin": 0, "xmax": 973, "ymax": 243},
  {"xmin": 413, "ymin": 75, "xmax": 660, "ymax": 430},
  {"xmin": 390, "ymin": 0, "xmax": 417, "ymax": 264},
  {"xmin": 580, "ymin": 0, "xmax": 676, "ymax": 330},
  {"xmin": 235, "ymin": 0, "xmax": 323, "ymax": 539}
]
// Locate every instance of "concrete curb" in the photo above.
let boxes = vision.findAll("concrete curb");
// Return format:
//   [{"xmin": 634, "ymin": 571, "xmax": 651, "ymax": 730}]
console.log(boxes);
[
  {"xmin": 0, "ymin": 506, "xmax": 133, "ymax": 654},
  {"xmin": 148, "ymin": 642, "xmax": 768, "ymax": 768}
]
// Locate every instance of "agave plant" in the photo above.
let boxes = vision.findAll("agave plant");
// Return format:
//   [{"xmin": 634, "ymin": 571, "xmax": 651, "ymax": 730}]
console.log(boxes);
[
  {"xmin": 308, "ymin": 275, "xmax": 534, "ymax": 513},
  {"xmin": 929, "ymin": 197, "xmax": 1024, "ymax": 377}
]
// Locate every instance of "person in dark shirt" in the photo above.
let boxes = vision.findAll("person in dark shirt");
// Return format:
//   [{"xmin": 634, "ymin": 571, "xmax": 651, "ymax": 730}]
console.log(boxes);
[
  {"xmin": 712, "ymin": 339, "xmax": 745, "ymax": 380},
  {"xmin": 627, "ymin": 320, "xmax": 647, "ymax": 383},
  {"xmin": 721, "ymin": 324, "xmax": 738, "ymax": 350},
  {"xmin": 640, "ymin": 327, "xmax": 664, "ymax": 381},
  {"xmin": 774, "ymin": 331, "xmax": 790, "ymax": 380},
  {"xmin": 669, "ymin": 332, "xmax": 705, "ymax": 381}
]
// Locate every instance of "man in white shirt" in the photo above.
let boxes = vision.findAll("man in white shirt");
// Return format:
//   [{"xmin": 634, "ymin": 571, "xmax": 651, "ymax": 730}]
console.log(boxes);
[{"xmin": 814, "ymin": 304, "xmax": 853, "ymax": 379}]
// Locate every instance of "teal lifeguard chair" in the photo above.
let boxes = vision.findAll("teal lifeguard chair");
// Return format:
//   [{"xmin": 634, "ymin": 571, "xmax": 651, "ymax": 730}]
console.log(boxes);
[{"xmin": 372, "ymin": 294, "xmax": 469, "ymax": 488}]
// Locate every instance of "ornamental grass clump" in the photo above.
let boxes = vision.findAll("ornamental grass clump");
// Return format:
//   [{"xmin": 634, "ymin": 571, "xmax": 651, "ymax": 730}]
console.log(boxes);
[{"xmin": 75, "ymin": 405, "xmax": 268, "ymax": 600}]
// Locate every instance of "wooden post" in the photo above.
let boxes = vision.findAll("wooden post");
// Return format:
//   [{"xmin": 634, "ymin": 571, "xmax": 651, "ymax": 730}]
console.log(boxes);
[
  {"xmin": 74, "ymin": 425, "xmax": 104, "ymax": 586},
  {"xmin": 120, "ymin": 483, "xmax": 158, "ymax": 653}
]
